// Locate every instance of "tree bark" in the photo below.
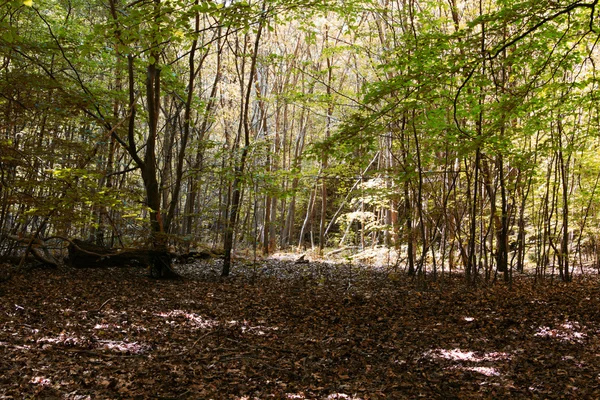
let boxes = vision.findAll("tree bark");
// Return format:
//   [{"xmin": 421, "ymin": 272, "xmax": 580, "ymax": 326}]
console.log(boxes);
[{"xmin": 222, "ymin": 3, "xmax": 266, "ymax": 276}]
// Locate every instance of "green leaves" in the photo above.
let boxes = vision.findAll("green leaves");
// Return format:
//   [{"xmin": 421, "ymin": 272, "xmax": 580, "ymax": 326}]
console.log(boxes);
[{"xmin": 1, "ymin": 28, "xmax": 16, "ymax": 43}]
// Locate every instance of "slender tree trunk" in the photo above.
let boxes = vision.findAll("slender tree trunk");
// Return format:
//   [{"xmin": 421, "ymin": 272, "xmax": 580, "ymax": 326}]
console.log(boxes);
[
  {"xmin": 557, "ymin": 123, "xmax": 570, "ymax": 282},
  {"xmin": 165, "ymin": 4, "xmax": 200, "ymax": 233},
  {"xmin": 298, "ymin": 182, "xmax": 317, "ymax": 251},
  {"xmin": 222, "ymin": 4, "xmax": 266, "ymax": 276},
  {"xmin": 185, "ymin": 32, "xmax": 223, "ymax": 239},
  {"xmin": 467, "ymin": 148, "xmax": 481, "ymax": 282},
  {"xmin": 411, "ymin": 111, "xmax": 427, "ymax": 276}
]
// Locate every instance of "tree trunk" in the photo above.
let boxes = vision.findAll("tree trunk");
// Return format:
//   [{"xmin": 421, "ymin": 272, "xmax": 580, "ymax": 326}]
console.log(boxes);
[
  {"xmin": 222, "ymin": 4, "xmax": 266, "ymax": 276},
  {"xmin": 165, "ymin": 4, "xmax": 200, "ymax": 233}
]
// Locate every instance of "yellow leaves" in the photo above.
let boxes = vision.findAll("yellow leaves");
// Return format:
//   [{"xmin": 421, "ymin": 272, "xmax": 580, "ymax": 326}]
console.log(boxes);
[
  {"xmin": 388, "ymin": 271, "xmax": 401, "ymax": 282},
  {"xmin": 122, "ymin": 213, "xmax": 139, "ymax": 218},
  {"xmin": 23, "ymin": 0, "xmax": 33, "ymax": 6}
]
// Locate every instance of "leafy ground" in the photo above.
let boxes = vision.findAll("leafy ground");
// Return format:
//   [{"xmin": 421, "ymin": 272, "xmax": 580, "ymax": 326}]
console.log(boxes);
[{"xmin": 1, "ymin": 258, "xmax": 600, "ymax": 399}]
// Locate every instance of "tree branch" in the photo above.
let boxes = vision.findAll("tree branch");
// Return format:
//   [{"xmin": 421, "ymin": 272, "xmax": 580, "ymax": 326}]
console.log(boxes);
[{"xmin": 489, "ymin": 0, "xmax": 598, "ymax": 60}]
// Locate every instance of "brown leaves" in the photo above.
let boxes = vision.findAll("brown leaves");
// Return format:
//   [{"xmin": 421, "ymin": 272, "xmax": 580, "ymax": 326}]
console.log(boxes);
[{"xmin": 1, "ymin": 264, "xmax": 600, "ymax": 398}]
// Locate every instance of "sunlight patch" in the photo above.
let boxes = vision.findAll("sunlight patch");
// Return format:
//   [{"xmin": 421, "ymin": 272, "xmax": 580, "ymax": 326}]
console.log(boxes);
[
  {"xmin": 463, "ymin": 366, "xmax": 501, "ymax": 377},
  {"xmin": 94, "ymin": 323, "xmax": 120, "ymax": 330},
  {"xmin": 30, "ymin": 376, "xmax": 51, "ymax": 386},
  {"xmin": 240, "ymin": 322, "xmax": 279, "ymax": 336},
  {"xmin": 425, "ymin": 348, "xmax": 510, "ymax": 362},
  {"xmin": 535, "ymin": 321, "xmax": 586, "ymax": 343},
  {"xmin": 97, "ymin": 340, "xmax": 148, "ymax": 354},
  {"xmin": 447, "ymin": 364, "xmax": 501, "ymax": 377},
  {"xmin": 156, "ymin": 310, "xmax": 218, "ymax": 329},
  {"xmin": 228, "ymin": 320, "xmax": 279, "ymax": 336},
  {"xmin": 38, "ymin": 333, "xmax": 87, "ymax": 347},
  {"xmin": 279, "ymin": 394, "xmax": 363, "ymax": 400},
  {"xmin": 269, "ymin": 252, "xmax": 300, "ymax": 261},
  {"xmin": 37, "ymin": 334, "xmax": 148, "ymax": 354}
]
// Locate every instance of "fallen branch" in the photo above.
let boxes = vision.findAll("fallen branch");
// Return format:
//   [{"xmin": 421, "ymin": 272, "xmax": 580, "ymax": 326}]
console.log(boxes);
[
  {"xmin": 97, "ymin": 298, "xmax": 114, "ymax": 313},
  {"xmin": 325, "ymin": 246, "xmax": 357, "ymax": 257},
  {"xmin": 6, "ymin": 234, "xmax": 60, "ymax": 268}
]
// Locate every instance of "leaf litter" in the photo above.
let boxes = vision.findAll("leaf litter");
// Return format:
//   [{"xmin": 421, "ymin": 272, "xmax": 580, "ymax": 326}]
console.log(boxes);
[{"xmin": 1, "ymin": 259, "xmax": 600, "ymax": 399}]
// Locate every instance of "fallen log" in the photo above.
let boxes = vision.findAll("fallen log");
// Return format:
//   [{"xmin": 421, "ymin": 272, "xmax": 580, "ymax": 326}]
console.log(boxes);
[
  {"xmin": 67, "ymin": 239, "xmax": 181, "ymax": 279},
  {"xmin": 67, "ymin": 239, "xmax": 149, "ymax": 268},
  {"xmin": 5, "ymin": 234, "xmax": 60, "ymax": 268}
]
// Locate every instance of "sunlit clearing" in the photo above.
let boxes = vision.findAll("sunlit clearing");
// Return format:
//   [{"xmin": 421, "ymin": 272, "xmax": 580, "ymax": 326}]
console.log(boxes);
[
  {"xmin": 269, "ymin": 252, "xmax": 301, "ymax": 261},
  {"xmin": 156, "ymin": 310, "xmax": 219, "ymax": 329},
  {"xmin": 463, "ymin": 317, "xmax": 475, "ymax": 322},
  {"xmin": 534, "ymin": 321, "xmax": 586, "ymax": 343}
]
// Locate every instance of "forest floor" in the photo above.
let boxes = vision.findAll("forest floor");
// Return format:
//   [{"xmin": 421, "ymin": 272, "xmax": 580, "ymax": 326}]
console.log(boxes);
[{"xmin": 1, "ymin": 256, "xmax": 600, "ymax": 399}]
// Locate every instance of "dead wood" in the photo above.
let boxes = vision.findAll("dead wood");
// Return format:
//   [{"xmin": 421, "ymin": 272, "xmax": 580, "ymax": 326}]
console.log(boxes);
[
  {"xmin": 68, "ymin": 239, "xmax": 159, "ymax": 268},
  {"xmin": 66, "ymin": 239, "xmax": 182, "ymax": 279},
  {"xmin": 5, "ymin": 235, "xmax": 60, "ymax": 268},
  {"xmin": 4, "ymin": 235, "xmax": 185, "ymax": 278}
]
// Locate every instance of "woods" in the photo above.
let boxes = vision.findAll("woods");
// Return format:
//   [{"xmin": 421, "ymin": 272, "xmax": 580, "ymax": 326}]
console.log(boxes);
[
  {"xmin": 2, "ymin": 0, "xmax": 600, "ymax": 280},
  {"xmin": 4, "ymin": 1, "xmax": 600, "ymax": 397}
]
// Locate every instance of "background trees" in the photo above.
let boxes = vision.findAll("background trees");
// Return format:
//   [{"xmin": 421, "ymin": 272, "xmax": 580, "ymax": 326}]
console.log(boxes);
[{"xmin": 2, "ymin": 0, "xmax": 600, "ymax": 281}]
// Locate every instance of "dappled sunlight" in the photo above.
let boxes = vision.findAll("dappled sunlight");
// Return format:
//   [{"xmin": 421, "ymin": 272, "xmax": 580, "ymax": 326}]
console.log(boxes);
[
  {"xmin": 37, "ymin": 334, "xmax": 149, "ymax": 354},
  {"xmin": 155, "ymin": 310, "xmax": 219, "ymax": 330},
  {"xmin": 30, "ymin": 376, "xmax": 52, "ymax": 387},
  {"xmin": 96, "ymin": 340, "xmax": 148, "ymax": 354},
  {"xmin": 242, "ymin": 393, "xmax": 363, "ymax": 400},
  {"xmin": 93, "ymin": 322, "xmax": 147, "ymax": 332},
  {"xmin": 269, "ymin": 252, "xmax": 303, "ymax": 262},
  {"xmin": 325, "ymin": 394, "xmax": 364, "ymax": 400},
  {"xmin": 93, "ymin": 323, "xmax": 120, "ymax": 330},
  {"xmin": 425, "ymin": 348, "xmax": 511, "ymax": 363},
  {"xmin": 534, "ymin": 321, "xmax": 587, "ymax": 343},
  {"xmin": 4, "ymin": 262, "xmax": 600, "ymax": 398},
  {"xmin": 37, "ymin": 333, "xmax": 88, "ymax": 348},
  {"xmin": 461, "ymin": 366, "xmax": 501, "ymax": 377},
  {"xmin": 1, "ymin": 343, "xmax": 32, "ymax": 351},
  {"xmin": 228, "ymin": 319, "xmax": 279, "ymax": 336},
  {"xmin": 424, "ymin": 348, "xmax": 511, "ymax": 380}
]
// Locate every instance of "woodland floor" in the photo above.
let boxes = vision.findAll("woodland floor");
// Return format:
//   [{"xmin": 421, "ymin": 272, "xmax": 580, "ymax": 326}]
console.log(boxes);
[{"xmin": 1, "ymin": 257, "xmax": 600, "ymax": 399}]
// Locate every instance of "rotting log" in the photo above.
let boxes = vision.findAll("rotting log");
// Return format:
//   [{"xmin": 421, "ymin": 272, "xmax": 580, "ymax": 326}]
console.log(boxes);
[
  {"xmin": 67, "ymin": 239, "xmax": 181, "ymax": 279},
  {"xmin": 5, "ymin": 235, "xmax": 60, "ymax": 268},
  {"xmin": 67, "ymin": 239, "xmax": 148, "ymax": 268},
  {"xmin": 3, "ymin": 235, "xmax": 184, "ymax": 279}
]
